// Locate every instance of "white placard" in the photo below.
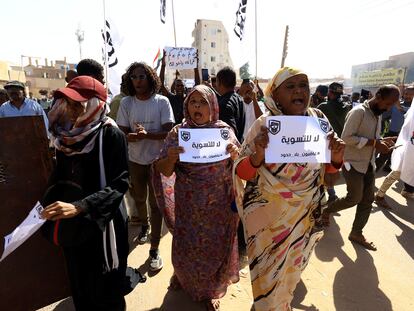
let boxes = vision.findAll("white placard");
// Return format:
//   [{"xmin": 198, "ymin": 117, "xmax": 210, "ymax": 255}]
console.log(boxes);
[
  {"xmin": 178, "ymin": 128, "xmax": 231, "ymax": 163},
  {"xmin": 165, "ymin": 46, "xmax": 197, "ymax": 70},
  {"xmin": 265, "ymin": 116, "xmax": 331, "ymax": 163},
  {"xmin": 1, "ymin": 201, "xmax": 45, "ymax": 262}
]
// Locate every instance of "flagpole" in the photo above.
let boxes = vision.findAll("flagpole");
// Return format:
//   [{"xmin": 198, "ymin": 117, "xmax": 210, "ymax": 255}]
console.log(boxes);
[
  {"xmin": 171, "ymin": 0, "xmax": 177, "ymax": 47},
  {"xmin": 255, "ymin": 0, "xmax": 258, "ymax": 79},
  {"xmin": 102, "ymin": 0, "xmax": 109, "ymax": 95}
]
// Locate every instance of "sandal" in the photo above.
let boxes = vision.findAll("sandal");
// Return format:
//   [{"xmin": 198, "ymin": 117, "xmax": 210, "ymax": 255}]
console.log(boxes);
[
  {"xmin": 169, "ymin": 274, "xmax": 182, "ymax": 291},
  {"xmin": 348, "ymin": 234, "xmax": 377, "ymax": 251},
  {"xmin": 205, "ymin": 299, "xmax": 220, "ymax": 311},
  {"xmin": 374, "ymin": 195, "xmax": 391, "ymax": 210}
]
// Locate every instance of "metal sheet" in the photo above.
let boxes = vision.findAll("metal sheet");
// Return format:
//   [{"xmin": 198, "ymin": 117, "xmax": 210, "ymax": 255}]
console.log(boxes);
[{"xmin": 0, "ymin": 116, "xmax": 70, "ymax": 311}]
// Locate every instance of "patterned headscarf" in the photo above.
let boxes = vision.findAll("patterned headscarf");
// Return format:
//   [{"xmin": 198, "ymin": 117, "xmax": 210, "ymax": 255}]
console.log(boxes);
[
  {"xmin": 263, "ymin": 67, "xmax": 308, "ymax": 116},
  {"xmin": 182, "ymin": 84, "xmax": 221, "ymax": 128},
  {"xmin": 48, "ymin": 97, "xmax": 114, "ymax": 155}
]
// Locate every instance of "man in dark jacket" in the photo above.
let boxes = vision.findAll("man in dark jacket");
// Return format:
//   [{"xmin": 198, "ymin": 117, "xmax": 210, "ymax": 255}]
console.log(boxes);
[
  {"xmin": 318, "ymin": 82, "xmax": 352, "ymax": 202},
  {"xmin": 216, "ymin": 67, "xmax": 245, "ymax": 143}
]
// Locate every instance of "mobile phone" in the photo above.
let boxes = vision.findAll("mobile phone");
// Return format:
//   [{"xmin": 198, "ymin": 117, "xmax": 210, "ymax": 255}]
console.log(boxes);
[{"xmin": 201, "ymin": 68, "xmax": 209, "ymax": 81}]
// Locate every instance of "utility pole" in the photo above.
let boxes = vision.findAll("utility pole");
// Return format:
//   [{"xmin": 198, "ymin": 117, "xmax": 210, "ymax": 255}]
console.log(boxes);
[
  {"xmin": 281, "ymin": 25, "xmax": 289, "ymax": 68},
  {"xmin": 75, "ymin": 26, "xmax": 85, "ymax": 60}
]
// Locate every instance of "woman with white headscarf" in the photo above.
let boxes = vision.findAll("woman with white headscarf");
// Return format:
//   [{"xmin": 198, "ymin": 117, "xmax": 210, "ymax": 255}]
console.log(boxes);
[{"xmin": 233, "ymin": 67, "xmax": 345, "ymax": 310}]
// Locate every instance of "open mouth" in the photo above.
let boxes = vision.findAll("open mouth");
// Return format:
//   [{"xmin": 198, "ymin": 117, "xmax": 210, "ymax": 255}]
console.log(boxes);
[
  {"xmin": 292, "ymin": 99, "xmax": 304, "ymax": 105},
  {"xmin": 193, "ymin": 112, "xmax": 203, "ymax": 119}
]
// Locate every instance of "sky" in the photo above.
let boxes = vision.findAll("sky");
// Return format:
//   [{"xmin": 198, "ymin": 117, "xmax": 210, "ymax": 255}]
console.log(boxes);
[{"xmin": 1, "ymin": 0, "xmax": 414, "ymax": 79}]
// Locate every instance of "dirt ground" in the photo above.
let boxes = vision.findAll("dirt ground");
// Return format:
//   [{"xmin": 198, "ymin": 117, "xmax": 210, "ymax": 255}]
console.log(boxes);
[{"xmin": 39, "ymin": 172, "xmax": 414, "ymax": 311}]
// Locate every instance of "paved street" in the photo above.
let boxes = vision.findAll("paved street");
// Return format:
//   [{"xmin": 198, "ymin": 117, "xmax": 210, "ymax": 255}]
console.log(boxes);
[{"xmin": 40, "ymin": 171, "xmax": 414, "ymax": 311}]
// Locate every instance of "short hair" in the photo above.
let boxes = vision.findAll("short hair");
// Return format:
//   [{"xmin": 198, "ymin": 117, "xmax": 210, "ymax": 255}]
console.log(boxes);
[
  {"xmin": 217, "ymin": 67, "xmax": 236, "ymax": 88},
  {"xmin": 376, "ymin": 85, "xmax": 400, "ymax": 99},
  {"xmin": 315, "ymin": 85, "xmax": 328, "ymax": 97},
  {"xmin": 76, "ymin": 59, "xmax": 104, "ymax": 83},
  {"xmin": 124, "ymin": 62, "xmax": 161, "ymax": 96}
]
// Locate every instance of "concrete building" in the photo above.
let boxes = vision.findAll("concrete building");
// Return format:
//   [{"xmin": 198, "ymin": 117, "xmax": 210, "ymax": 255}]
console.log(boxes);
[
  {"xmin": 351, "ymin": 52, "xmax": 414, "ymax": 92},
  {"xmin": 191, "ymin": 19, "xmax": 234, "ymax": 76},
  {"xmin": 24, "ymin": 57, "xmax": 76, "ymax": 97}
]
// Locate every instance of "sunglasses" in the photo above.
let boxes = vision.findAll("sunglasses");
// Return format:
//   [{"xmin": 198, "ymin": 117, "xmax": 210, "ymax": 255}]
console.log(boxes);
[{"xmin": 130, "ymin": 74, "xmax": 147, "ymax": 81}]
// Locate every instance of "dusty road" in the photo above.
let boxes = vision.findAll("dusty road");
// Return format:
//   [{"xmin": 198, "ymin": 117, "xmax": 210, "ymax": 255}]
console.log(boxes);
[{"xmin": 39, "ymin": 172, "xmax": 414, "ymax": 311}]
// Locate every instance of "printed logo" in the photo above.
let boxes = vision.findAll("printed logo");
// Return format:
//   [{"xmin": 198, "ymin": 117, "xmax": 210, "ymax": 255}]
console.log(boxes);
[
  {"xmin": 318, "ymin": 119, "xmax": 330, "ymax": 133},
  {"xmin": 268, "ymin": 120, "xmax": 281, "ymax": 135},
  {"xmin": 221, "ymin": 129, "xmax": 230, "ymax": 140},
  {"xmin": 181, "ymin": 131, "xmax": 191, "ymax": 142}
]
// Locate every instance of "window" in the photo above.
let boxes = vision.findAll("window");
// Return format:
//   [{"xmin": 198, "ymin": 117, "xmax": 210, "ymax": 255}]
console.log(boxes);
[
  {"xmin": 211, "ymin": 42, "xmax": 216, "ymax": 48},
  {"xmin": 217, "ymin": 29, "xmax": 222, "ymax": 33},
  {"xmin": 211, "ymin": 56, "xmax": 216, "ymax": 62},
  {"xmin": 210, "ymin": 29, "xmax": 217, "ymax": 35}
]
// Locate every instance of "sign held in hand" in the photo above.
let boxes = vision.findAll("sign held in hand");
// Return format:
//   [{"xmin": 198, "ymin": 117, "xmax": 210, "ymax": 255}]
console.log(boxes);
[
  {"xmin": 265, "ymin": 116, "xmax": 331, "ymax": 164},
  {"xmin": 178, "ymin": 128, "xmax": 231, "ymax": 163},
  {"xmin": 165, "ymin": 47, "xmax": 197, "ymax": 70}
]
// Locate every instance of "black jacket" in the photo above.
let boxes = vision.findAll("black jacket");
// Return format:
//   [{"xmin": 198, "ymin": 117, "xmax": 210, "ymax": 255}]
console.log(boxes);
[{"xmin": 218, "ymin": 91, "xmax": 245, "ymax": 142}]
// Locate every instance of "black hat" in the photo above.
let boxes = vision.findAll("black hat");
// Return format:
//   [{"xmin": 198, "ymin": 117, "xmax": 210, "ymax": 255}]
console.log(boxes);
[
  {"xmin": 4, "ymin": 80, "xmax": 25, "ymax": 90},
  {"xmin": 329, "ymin": 82, "xmax": 343, "ymax": 94}
]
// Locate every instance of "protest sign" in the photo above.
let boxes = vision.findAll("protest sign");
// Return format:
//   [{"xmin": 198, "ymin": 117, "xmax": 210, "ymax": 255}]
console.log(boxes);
[
  {"xmin": 265, "ymin": 116, "xmax": 331, "ymax": 163},
  {"xmin": 178, "ymin": 128, "xmax": 231, "ymax": 163},
  {"xmin": 165, "ymin": 46, "xmax": 197, "ymax": 70},
  {"xmin": 1, "ymin": 202, "xmax": 45, "ymax": 262}
]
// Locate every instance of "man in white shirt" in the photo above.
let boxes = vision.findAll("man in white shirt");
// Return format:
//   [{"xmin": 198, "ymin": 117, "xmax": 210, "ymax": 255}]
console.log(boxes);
[
  {"xmin": 117, "ymin": 62, "xmax": 174, "ymax": 271},
  {"xmin": 238, "ymin": 80, "xmax": 263, "ymax": 140}
]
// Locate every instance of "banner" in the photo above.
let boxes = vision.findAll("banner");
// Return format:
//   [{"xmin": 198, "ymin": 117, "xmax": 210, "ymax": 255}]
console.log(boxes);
[
  {"xmin": 165, "ymin": 47, "xmax": 197, "ymax": 70},
  {"xmin": 234, "ymin": 0, "xmax": 248, "ymax": 40},
  {"xmin": 102, "ymin": 18, "xmax": 122, "ymax": 97},
  {"xmin": 352, "ymin": 68, "xmax": 406, "ymax": 88},
  {"xmin": 265, "ymin": 116, "xmax": 331, "ymax": 163},
  {"xmin": 178, "ymin": 128, "xmax": 231, "ymax": 163}
]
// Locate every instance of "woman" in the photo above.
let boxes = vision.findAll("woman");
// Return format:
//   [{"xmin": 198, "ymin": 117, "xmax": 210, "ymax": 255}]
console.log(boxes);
[
  {"xmin": 154, "ymin": 85, "xmax": 240, "ymax": 311},
  {"xmin": 41, "ymin": 76, "xmax": 139, "ymax": 311},
  {"xmin": 233, "ymin": 67, "xmax": 344, "ymax": 311}
]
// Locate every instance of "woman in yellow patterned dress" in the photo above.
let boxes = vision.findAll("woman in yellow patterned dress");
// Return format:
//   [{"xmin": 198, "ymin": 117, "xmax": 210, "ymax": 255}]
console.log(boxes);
[{"xmin": 233, "ymin": 67, "xmax": 345, "ymax": 311}]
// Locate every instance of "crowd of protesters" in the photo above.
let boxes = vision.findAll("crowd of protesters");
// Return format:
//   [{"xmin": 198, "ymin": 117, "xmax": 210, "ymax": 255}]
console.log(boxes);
[{"xmin": 1, "ymin": 53, "xmax": 413, "ymax": 311}]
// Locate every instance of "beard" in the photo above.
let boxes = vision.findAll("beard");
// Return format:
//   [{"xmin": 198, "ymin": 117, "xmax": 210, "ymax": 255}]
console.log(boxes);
[{"xmin": 371, "ymin": 104, "xmax": 387, "ymax": 116}]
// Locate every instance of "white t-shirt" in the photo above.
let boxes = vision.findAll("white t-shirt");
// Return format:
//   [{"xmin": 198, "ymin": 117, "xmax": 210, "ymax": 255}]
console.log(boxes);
[{"xmin": 116, "ymin": 94, "xmax": 174, "ymax": 165}]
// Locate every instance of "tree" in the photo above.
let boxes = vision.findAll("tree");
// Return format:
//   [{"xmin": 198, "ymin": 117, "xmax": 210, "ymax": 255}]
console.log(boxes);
[{"xmin": 239, "ymin": 62, "xmax": 251, "ymax": 80}]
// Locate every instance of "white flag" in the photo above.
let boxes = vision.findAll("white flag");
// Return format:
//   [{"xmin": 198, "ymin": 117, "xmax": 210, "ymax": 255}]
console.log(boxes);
[
  {"xmin": 234, "ymin": 0, "xmax": 248, "ymax": 40},
  {"xmin": 102, "ymin": 18, "xmax": 122, "ymax": 97},
  {"xmin": 160, "ymin": 0, "xmax": 167, "ymax": 24},
  {"xmin": 391, "ymin": 101, "xmax": 414, "ymax": 186}
]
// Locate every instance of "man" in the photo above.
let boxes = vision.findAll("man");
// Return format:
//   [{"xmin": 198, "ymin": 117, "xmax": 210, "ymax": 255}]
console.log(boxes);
[
  {"xmin": 323, "ymin": 85, "xmax": 400, "ymax": 251},
  {"xmin": 0, "ymin": 88, "xmax": 8, "ymax": 105},
  {"xmin": 310, "ymin": 85, "xmax": 328, "ymax": 107},
  {"xmin": 318, "ymin": 82, "xmax": 352, "ymax": 202},
  {"xmin": 216, "ymin": 67, "xmax": 245, "ymax": 142},
  {"xmin": 76, "ymin": 59, "xmax": 105, "ymax": 84},
  {"xmin": 159, "ymin": 50, "xmax": 200, "ymax": 125},
  {"xmin": 0, "ymin": 81, "xmax": 49, "ymax": 133},
  {"xmin": 108, "ymin": 73, "xmax": 127, "ymax": 120},
  {"xmin": 238, "ymin": 79, "xmax": 262, "ymax": 140},
  {"xmin": 65, "ymin": 69, "xmax": 78, "ymax": 83},
  {"xmin": 116, "ymin": 62, "xmax": 174, "ymax": 271},
  {"xmin": 376, "ymin": 86, "xmax": 414, "ymax": 172},
  {"xmin": 351, "ymin": 92, "xmax": 361, "ymax": 107}
]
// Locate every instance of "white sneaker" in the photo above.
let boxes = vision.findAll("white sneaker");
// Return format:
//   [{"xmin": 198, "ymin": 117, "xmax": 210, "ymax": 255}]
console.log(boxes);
[
  {"xmin": 401, "ymin": 190, "xmax": 414, "ymax": 200},
  {"xmin": 149, "ymin": 252, "xmax": 163, "ymax": 271}
]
